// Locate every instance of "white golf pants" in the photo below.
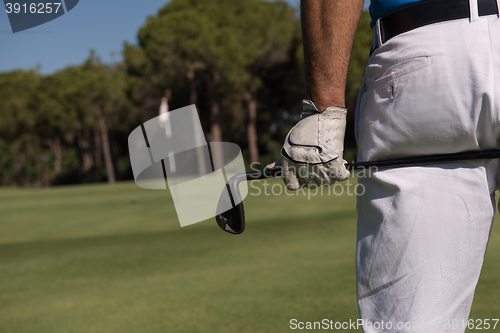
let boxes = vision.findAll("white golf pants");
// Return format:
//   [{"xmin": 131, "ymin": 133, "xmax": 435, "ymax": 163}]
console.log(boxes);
[{"xmin": 355, "ymin": 3, "xmax": 500, "ymax": 332}]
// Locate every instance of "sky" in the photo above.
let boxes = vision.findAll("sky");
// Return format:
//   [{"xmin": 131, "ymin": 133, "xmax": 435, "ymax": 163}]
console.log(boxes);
[{"xmin": 0, "ymin": 0, "xmax": 370, "ymax": 75}]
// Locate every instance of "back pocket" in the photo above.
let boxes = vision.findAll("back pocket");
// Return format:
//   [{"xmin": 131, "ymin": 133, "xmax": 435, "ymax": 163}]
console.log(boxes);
[{"xmin": 369, "ymin": 56, "xmax": 432, "ymax": 88}]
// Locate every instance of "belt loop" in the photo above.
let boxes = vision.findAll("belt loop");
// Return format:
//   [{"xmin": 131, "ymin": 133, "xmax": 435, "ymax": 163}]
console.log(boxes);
[
  {"xmin": 374, "ymin": 19, "xmax": 383, "ymax": 47},
  {"xmin": 469, "ymin": 0, "xmax": 479, "ymax": 21}
]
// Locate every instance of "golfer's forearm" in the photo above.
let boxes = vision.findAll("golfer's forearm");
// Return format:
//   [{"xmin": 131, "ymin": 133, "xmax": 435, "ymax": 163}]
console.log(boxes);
[{"xmin": 301, "ymin": 0, "xmax": 364, "ymax": 109}]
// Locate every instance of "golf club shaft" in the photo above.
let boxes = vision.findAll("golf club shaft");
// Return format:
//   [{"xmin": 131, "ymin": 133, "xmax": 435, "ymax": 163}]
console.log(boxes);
[
  {"xmin": 346, "ymin": 149, "xmax": 500, "ymax": 170},
  {"xmin": 246, "ymin": 149, "xmax": 500, "ymax": 179}
]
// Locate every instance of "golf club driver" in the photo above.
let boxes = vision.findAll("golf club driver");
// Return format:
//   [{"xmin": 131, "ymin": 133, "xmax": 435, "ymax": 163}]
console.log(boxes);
[{"xmin": 215, "ymin": 149, "xmax": 500, "ymax": 235}]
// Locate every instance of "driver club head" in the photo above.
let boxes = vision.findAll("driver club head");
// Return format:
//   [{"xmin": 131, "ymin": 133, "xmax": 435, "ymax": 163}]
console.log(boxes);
[
  {"xmin": 216, "ymin": 200, "xmax": 245, "ymax": 234},
  {"xmin": 215, "ymin": 168, "xmax": 279, "ymax": 235}
]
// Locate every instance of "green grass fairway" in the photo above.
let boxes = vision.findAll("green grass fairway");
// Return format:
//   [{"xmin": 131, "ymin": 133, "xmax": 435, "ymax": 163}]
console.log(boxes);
[{"xmin": 0, "ymin": 179, "xmax": 499, "ymax": 332}]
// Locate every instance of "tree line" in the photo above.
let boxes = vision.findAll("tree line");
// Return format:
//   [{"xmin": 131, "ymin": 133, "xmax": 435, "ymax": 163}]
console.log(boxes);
[{"xmin": 0, "ymin": 0, "xmax": 372, "ymax": 187}]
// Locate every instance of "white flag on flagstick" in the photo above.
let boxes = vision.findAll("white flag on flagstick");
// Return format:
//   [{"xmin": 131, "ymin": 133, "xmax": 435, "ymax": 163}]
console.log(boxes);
[
  {"xmin": 159, "ymin": 97, "xmax": 171, "ymax": 138},
  {"xmin": 158, "ymin": 97, "xmax": 175, "ymax": 173}
]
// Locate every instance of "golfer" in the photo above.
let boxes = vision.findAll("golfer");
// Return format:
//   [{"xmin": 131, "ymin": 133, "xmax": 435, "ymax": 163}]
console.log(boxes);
[{"xmin": 278, "ymin": 0, "xmax": 500, "ymax": 331}]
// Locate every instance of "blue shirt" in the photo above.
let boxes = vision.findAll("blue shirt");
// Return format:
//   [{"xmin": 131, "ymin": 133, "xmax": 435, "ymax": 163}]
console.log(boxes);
[{"xmin": 369, "ymin": 0, "xmax": 425, "ymax": 27}]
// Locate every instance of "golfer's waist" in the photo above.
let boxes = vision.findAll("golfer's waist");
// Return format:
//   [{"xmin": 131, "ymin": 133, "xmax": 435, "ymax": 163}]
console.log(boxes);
[{"xmin": 372, "ymin": 0, "xmax": 498, "ymax": 49}]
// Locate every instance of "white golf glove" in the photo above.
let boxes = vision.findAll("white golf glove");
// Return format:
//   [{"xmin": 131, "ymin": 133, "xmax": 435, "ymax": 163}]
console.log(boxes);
[{"xmin": 271, "ymin": 99, "xmax": 350, "ymax": 190}]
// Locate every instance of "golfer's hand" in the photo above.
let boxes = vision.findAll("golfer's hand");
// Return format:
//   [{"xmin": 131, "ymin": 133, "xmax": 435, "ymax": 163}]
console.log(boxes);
[{"xmin": 277, "ymin": 99, "xmax": 350, "ymax": 190}]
